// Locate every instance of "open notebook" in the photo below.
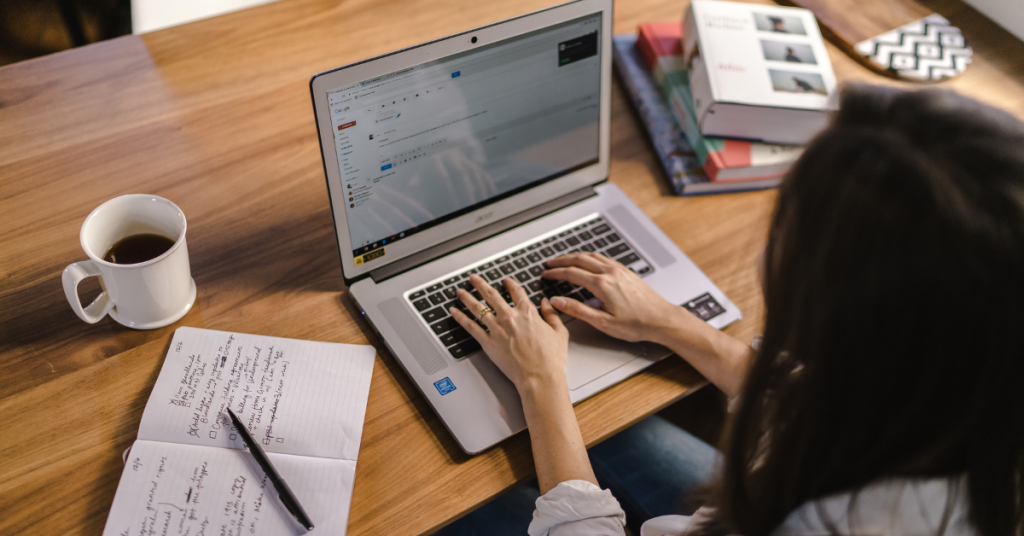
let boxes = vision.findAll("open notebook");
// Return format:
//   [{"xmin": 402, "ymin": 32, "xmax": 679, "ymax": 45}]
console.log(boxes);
[{"xmin": 102, "ymin": 327, "xmax": 376, "ymax": 536}]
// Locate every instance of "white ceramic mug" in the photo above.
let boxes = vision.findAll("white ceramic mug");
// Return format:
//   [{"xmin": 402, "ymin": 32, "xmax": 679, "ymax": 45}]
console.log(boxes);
[{"xmin": 62, "ymin": 194, "xmax": 197, "ymax": 329}]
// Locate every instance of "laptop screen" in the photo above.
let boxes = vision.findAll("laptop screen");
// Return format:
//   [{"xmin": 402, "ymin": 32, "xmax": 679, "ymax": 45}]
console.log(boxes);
[{"xmin": 326, "ymin": 13, "xmax": 602, "ymax": 261}]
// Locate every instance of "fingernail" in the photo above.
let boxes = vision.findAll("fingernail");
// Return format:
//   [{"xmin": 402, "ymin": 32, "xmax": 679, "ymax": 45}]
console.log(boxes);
[{"xmin": 552, "ymin": 297, "xmax": 565, "ymax": 308}]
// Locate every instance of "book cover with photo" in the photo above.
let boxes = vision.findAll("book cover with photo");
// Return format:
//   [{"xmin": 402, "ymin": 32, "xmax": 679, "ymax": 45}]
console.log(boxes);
[
  {"xmin": 682, "ymin": 0, "xmax": 838, "ymax": 145},
  {"xmin": 613, "ymin": 33, "xmax": 786, "ymax": 193},
  {"xmin": 633, "ymin": 25, "xmax": 803, "ymax": 183}
]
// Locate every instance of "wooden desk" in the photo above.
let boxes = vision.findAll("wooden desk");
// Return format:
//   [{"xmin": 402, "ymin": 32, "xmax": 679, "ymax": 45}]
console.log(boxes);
[{"xmin": 1, "ymin": 0, "xmax": 1021, "ymax": 534}]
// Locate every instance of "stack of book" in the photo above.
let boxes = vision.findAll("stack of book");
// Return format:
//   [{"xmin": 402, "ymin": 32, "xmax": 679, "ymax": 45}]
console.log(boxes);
[{"xmin": 613, "ymin": 1, "xmax": 837, "ymax": 195}]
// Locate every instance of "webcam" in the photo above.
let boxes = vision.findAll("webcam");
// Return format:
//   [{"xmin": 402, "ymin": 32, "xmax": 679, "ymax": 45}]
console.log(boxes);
[{"xmin": 471, "ymin": 36, "xmax": 478, "ymax": 44}]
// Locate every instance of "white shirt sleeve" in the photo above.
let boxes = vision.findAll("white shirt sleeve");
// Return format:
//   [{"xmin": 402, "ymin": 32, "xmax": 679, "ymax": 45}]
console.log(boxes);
[{"xmin": 528, "ymin": 480, "xmax": 627, "ymax": 536}]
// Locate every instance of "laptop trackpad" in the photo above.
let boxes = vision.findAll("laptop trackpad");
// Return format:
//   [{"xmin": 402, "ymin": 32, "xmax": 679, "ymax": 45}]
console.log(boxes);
[{"xmin": 565, "ymin": 320, "xmax": 646, "ymax": 391}]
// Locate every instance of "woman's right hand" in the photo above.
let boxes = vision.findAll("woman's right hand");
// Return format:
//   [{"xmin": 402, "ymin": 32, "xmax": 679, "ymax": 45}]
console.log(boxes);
[
  {"xmin": 542, "ymin": 252, "xmax": 703, "ymax": 345},
  {"xmin": 544, "ymin": 251, "xmax": 752, "ymax": 397}
]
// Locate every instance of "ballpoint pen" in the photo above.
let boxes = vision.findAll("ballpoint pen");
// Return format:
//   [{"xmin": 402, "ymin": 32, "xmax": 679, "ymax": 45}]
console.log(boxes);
[{"xmin": 226, "ymin": 408, "xmax": 315, "ymax": 531}]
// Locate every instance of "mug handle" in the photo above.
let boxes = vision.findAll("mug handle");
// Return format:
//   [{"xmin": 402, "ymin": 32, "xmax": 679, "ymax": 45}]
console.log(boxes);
[{"xmin": 62, "ymin": 260, "xmax": 114, "ymax": 324}]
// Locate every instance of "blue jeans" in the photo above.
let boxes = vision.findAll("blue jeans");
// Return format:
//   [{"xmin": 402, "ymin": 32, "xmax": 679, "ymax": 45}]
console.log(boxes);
[{"xmin": 436, "ymin": 415, "xmax": 720, "ymax": 536}]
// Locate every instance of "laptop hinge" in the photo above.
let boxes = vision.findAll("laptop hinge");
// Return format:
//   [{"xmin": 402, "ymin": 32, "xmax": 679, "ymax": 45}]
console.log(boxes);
[{"xmin": 369, "ymin": 185, "xmax": 598, "ymax": 283}]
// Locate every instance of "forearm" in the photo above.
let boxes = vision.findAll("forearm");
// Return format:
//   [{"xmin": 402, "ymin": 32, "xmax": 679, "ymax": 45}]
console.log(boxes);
[
  {"xmin": 649, "ymin": 309, "xmax": 753, "ymax": 398},
  {"xmin": 519, "ymin": 377, "xmax": 598, "ymax": 494}
]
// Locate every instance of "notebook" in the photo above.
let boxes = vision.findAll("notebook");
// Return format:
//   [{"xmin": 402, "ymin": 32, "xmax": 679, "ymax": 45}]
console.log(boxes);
[{"xmin": 101, "ymin": 327, "xmax": 377, "ymax": 536}]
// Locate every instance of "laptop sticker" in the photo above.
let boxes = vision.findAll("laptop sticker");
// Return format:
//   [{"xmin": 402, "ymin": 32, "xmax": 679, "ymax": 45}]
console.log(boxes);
[
  {"xmin": 354, "ymin": 247, "xmax": 385, "ymax": 266},
  {"xmin": 434, "ymin": 377, "xmax": 457, "ymax": 395},
  {"xmin": 683, "ymin": 292, "xmax": 725, "ymax": 321}
]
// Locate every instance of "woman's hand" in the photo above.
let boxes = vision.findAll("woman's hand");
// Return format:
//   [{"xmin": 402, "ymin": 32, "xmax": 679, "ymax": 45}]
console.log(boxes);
[
  {"xmin": 545, "ymin": 251, "xmax": 752, "ymax": 397},
  {"xmin": 449, "ymin": 274, "xmax": 569, "ymax": 391},
  {"xmin": 542, "ymin": 252, "xmax": 701, "ymax": 346}
]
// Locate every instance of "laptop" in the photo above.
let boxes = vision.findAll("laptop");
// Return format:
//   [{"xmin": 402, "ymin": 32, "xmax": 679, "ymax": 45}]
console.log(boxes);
[{"xmin": 310, "ymin": 0, "xmax": 741, "ymax": 454}]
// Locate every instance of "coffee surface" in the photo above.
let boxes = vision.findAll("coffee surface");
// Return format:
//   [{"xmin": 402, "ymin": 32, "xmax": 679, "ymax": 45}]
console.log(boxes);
[{"xmin": 103, "ymin": 233, "xmax": 175, "ymax": 264}]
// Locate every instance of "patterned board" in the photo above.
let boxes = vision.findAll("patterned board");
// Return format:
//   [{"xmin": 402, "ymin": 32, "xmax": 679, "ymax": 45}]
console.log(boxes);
[
  {"xmin": 854, "ymin": 14, "xmax": 972, "ymax": 82},
  {"xmin": 779, "ymin": 0, "xmax": 972, "ymax": 83}
]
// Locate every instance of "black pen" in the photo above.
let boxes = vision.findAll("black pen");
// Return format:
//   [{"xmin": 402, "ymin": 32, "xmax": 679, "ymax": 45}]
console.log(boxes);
[{"xmin": 226, "ymin": 408, "xmax": 315, "ymax": 531}]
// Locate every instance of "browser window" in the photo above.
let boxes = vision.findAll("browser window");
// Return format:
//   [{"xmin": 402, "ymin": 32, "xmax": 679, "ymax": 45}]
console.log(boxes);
[{"xmin": 327, "ymin": 13, "xmax": 602, "ymax": 262}]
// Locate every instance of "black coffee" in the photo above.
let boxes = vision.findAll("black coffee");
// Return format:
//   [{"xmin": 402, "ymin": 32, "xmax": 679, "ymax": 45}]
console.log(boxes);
[{"xmin": 102, "ymin": 233, "xmax": 175, "ymax": 264}]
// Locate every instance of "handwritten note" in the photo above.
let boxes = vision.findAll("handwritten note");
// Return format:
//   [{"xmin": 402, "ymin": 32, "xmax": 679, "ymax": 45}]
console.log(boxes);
[
  {"xmin": 139, "ymin": 327, "xmax": 375, "ymax": 460},
  {"xmin": 105, "ymin": 440, "xmax": 356, "ymax": 536},
  {"xmin": 102, "ymin": 327, "xmax": 375, "ymax": 536}
]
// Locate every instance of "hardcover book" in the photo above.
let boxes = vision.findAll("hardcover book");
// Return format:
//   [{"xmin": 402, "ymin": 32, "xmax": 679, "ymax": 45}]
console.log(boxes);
[
  {"xmin": 636, "ymin": 25, "xmax": 803, "ymax": 183},
  {"xmin": 613, "ymin": 34, "xmax": 782, "ymax": 194},
  {"xmin": 682, "ymin": 0, "xmax": 837, "ymax": 144}
]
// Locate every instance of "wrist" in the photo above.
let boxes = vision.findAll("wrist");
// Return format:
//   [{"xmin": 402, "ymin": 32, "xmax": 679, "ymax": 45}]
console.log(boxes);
[{"xmin": 518, "ymin": 372, "xmax": 569, "ymax": 405}]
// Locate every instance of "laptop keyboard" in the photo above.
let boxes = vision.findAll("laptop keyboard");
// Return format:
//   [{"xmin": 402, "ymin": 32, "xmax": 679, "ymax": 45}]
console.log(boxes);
[{"xmin": 405, "ymin": 214, "xmax": 654, "ymax": 360}]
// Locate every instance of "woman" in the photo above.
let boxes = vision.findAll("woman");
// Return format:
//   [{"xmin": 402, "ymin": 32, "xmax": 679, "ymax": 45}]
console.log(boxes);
[{"xmin": 440, "ymin": 85, "xmax": 1024, "ymax": 535}]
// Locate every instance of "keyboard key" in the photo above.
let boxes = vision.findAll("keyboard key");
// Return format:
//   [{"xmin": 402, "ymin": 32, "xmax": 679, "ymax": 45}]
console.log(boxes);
[
  {"xmin": 552, "ymin": 242, "xmax": 567, "ymax": 252},
  {"xmin": 543, "ymin": 236, "xmax": 558, "ymax": 244},
  {"xmin": 555, "ymin": 281, "xmax": 574, "ymax": 294},
  {"xmin": 413, "ymin": 298, "xmax": 431, "ymax": 311},
  {"xmin": 593, "ymin": 238, "xmax": 608, "ymax": 249},
  {"xmin": 580, "ymin": 243, "xmax": 595, "ymax": 252},
  {"xmin": 587, "ymin": 217, "xmax": 603, "ymax": 225},
  {"xmin": 478, "ymin": 262, "xmax": 494, "ymax": 270},
  {"xmin": 495, "ymin": 255, "xmax": 510, "ymax": 263},
  {"xmin": 448, "ymin": 339, "xmax": 481, "ymax": 359},
  {"xmin": 443, "ymin": 276, "xmax": 461, "ymax": 286},
  {"xmin": 513, "ymin": 258, "xmax": 529, "ymax": 269},
  {"xmin": 540, "ymin": 247, "xmax": 555, "ymax": 257},
  {"xmin": 428, "ymin": 292, "xmax": 446, "ymax": 305},
  {"xmin": 578, "ymin": 231, "xmax": 593, "ymax": 241},
  {"xmin": 529, "ymin": 265, "xmax": 544, "ymax": 277},
  {"xmin": 638, "ymin": 266, "xmax": 652, "ymax": 275},
  {"xmin": 439, "ymin": 327, "xmax": 471, "ymax": 347},
  {"xmin": 527, "ymin": 242, "xmax": 542, "ymax": 250},
  {"xmin": 426, "ymin": 283, "xmax": 444, "ymax": 292},
  {"xmin": 457, "ymin": 280, "xmax": 474, "ymax": 290},
  {"xmin": 530, "ymin": 294, "xmax": 544, "ymax": 306},
  {"xmin": 409, "ymin": 290, "xmax": 426, "ymax": 300},
  {"xmin": 422, "ymin": 307, "xmax": 446, "ymax": 323},
  {"xmin": 573, "ymin": 224, "xmax": 587, "ymax": 231},
  {"xmin": 485, "ymin": 269, "xmax": 503, "ymax": 281},
  {"xmin": 430, "ymin": 317, "xmax": 459, "ymax": 335},
  {"xmin": 558, "ymin": 230, "xmax": 572, "ymax": 237},
  {"xmin": 527, "ymin": 280, "xmax": 544, "ymax": 292},
  {"xmin": 460, "ymin": 268, "xmax": 477, "ymax": 278},
  {"xmin": 511, "ymin": 249, "xmax": 527, "ymax": 257},
  {"xmin": 591, "ymin": 224, "xmax": 610, "ymax": 235},
  {"xmin": 565, "ymin": 236, "xmax": 581, "ymax": 246},
  {"xmin": 606, "ymin": 243, "xmax": 630, "ymax": 257},
  {"xmin": 443, "ymin": 287, "xmax": 458, "ymax": 299},
  {"xmin": 618, "ymin": 253, "xmax": 640, "ymax": 266},
  {"xmin": 606, "ymin": 232, "xmax": 621, "ymax": 243},
  {"xmin": 515, "ymin": 271, "xmax": 531, "ymax": 283},
  {"xmin": 500, "ymin": 263, "xmax": 515, "ymax": 275},
  {"xmin": 527, "ymin": 252, "xmax": 542, "ymax": 263},
  {"xmin": 579, "ymin": 288, "xmax": 595, "ymax": 300}
]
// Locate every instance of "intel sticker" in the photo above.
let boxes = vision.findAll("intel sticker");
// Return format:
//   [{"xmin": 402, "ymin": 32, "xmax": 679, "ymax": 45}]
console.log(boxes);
[{"xmin": 434, "ymin": 377, "xmax": 457, "ymax": 395}]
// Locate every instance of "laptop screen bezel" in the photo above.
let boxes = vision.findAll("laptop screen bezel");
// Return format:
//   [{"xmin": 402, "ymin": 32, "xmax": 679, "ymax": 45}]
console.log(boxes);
[{"xmin": 310, "ymin": 0, "xmax": 612, "ymax": 284}]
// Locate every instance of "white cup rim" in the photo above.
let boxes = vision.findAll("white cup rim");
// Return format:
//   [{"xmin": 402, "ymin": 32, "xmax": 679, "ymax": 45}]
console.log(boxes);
[{"xmin": 80, "ymin": 194, "xmax": 188, "ymax": 269}]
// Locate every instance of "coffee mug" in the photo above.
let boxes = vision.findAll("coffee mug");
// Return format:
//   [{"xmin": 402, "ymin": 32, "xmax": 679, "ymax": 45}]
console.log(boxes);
[{"xmin": 62, "ymin": 194, "xmax": 197, "ymax": 329}]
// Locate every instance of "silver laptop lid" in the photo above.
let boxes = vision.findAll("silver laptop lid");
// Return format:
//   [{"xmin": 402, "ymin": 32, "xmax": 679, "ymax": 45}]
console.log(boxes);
[{"xmin": 310, "ymin": 0, "xmax": 612, "ymax": 283}]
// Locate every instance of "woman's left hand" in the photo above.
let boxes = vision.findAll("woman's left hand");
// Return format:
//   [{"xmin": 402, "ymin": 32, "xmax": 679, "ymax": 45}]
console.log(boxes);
[{"xmin": 450, "ymin": 274, "xmax": 569, "ymax": 391}]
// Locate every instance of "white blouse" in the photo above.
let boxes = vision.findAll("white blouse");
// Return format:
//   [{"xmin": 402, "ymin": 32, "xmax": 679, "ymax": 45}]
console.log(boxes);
[{"xmin": 527, "ymin": 476, "xmax": 974, "ymax": 536}]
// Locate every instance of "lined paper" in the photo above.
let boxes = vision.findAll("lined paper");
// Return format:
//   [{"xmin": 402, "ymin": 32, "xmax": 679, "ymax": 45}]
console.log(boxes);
[
  {"xmin": 102, "ymin": 327, "xmax": 375, "ymax": 536},
  {"xmin": 138, "ymin": 327, "xmax": 376, "ymax": 460},
  {"xmin": 104, "ymin": 440, "xmax": 356, "ymax": 536}
]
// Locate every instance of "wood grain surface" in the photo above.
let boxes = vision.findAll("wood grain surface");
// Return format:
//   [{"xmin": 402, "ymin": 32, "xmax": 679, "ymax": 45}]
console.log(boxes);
[{"xmin": 1, "ymin": 0, "xmax": 1022, "ymax": 534}]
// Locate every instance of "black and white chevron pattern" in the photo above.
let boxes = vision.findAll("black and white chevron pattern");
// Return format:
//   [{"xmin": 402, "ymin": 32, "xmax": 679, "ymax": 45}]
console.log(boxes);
[{"xmin": 854, "ymin": 14, "xmax": 972, "ymax": 82}]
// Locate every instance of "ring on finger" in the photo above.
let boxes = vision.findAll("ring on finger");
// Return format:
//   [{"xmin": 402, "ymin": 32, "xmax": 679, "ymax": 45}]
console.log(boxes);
[{"xmin": 476, "ymin": 307, "xmax": 495, "ymax": 322}]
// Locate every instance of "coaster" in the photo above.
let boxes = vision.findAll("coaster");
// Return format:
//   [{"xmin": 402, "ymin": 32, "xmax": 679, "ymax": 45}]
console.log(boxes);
[
  {"xmin": 854, "ymin": 14, "xmax": 972, "ymax": 82},
  {"xmin": 778, "ymin": 0, "xmax": 972, "ymax": 82}
]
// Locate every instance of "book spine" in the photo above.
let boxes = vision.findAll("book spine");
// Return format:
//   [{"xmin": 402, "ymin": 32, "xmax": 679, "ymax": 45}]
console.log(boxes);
[{"xmin": 612, "ymin": 36, "xmax": 708, "ymax": 194}]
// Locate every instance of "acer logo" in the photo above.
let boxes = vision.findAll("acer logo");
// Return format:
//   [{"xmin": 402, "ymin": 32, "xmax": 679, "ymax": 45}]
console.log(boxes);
[{"xmin": 475, "ymin": 211, "xmax": 494, "ymax": 224}]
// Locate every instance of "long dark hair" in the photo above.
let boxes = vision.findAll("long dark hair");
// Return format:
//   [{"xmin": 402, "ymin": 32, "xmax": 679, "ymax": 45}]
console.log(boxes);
[{"xmin": 705, "ymin": 86, "xmax": 1024, "ymax": 535}]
